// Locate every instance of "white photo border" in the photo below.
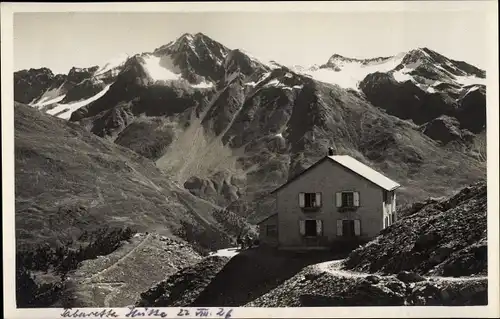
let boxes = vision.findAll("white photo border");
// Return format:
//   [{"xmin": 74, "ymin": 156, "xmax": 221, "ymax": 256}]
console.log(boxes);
[{"xmin": 2, "ymin": 1, "xmax": 498, "ymax": 318}]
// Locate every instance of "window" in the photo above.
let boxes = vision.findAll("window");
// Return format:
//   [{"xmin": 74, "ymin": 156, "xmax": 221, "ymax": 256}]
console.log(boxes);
[
  {"xmin": 266, "ymin": 225, "xmax": 277, "ymax": 237},
  {"xmin": 336, "ymin": 219, "xmax": 361, "ymax": 237},
  {"xmin": 342, "ymin": 192, "xmax": 354, "ymax": 207},
  {"xmin": 383, "ymin": 190, "xmax": 388, "ymax": 203},
  {"xmin": 336, "ymin": 191, "xmax": 360, "ymax": 208},
  {"xmin": 299, "ymin": 219, "xmax": 323, "ymax": 237},
  {"xmin": 299, "ymin": 192, "xmax": 322, "ymax": 209}
]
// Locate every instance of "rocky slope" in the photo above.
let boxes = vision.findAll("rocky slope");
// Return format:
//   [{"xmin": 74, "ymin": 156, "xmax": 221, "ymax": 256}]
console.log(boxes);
[
  {"xmin": 246, "ymin": 263, "xmax": 487, "ymax": 307},
  {"xmin": 14, "ymin": 35, "xmax": 486, "ymax": 224},
  {"xmin": 343, "ymin": 180, "xmax": 487, "ymax": 277},
  {"xmin": 136, "ymin": 255, "xmax": 230, "ymax": 307}
]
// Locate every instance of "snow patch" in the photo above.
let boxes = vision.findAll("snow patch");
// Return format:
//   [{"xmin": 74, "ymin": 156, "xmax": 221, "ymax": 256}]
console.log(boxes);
[
  {"xmin": 32, "ymin": 94, "xmax": 66, "ymax": 108},
  {"xmin": 263, "ymin": 77, "xmax": 303, "ymax": 91},
  {"xmin": 245, "ymin": 72, "xmax": 272, "ymax": 87},
  {"xmin": 208, "ymin": 248, "xmax": 240, "ymax": 258},
  {"xmin": 426, "ymin": 86, "xmax": 436, "ymax": 94},
  {"xmin": 392, "ymin": 68, "xmax": 413, "ymax": 82},
  {"xmin": 46, "ymin": 84, "xmax": 112, "ymax": 120},
  {"xmin": 191, "ymin": 81, "xmax": 214, "ymax": 89},
  {"xmin": 266, "ymin": 78, "xmax": 280, "ymax": 87},
  {"xmin": 454, "ymin": 75, "xmax": 487, "ymax": 86},
  {"xmin": 142, "ymin": 55, "xmax": 181, "ymax": 82},
  {"xmin": 464, "ymin": 85, "xmax": 481, "ymax": 95},
  {"xmin": 140, "ymin": 54, "xmax": 214, "ymax": 89}
]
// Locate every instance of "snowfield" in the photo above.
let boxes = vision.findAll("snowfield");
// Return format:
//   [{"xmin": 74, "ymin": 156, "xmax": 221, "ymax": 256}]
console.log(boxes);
[
  {"xmin": 142, "ymin": 55, "xmax": 181, "ymax": 82},
  {"xmin": 296, "ymin": 52, "xmax": 406, "ymax": 90},
  {"xmin": 141, "ymin": 54, "xmax": 214, "ymax": 89}
]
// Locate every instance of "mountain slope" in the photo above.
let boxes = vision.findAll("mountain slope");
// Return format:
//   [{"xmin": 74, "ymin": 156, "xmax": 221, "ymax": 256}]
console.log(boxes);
[
  {"xmin": 15, "ymin": 102, "xmax": 249, "ymax": 251},
  {"xmin": 14, "ymin": 33, "xmax": 487, "ymax": 223}
]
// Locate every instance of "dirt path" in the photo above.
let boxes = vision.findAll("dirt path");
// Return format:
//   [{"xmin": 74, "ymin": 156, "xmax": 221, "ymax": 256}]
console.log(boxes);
[
  {"xmin": 314, "ymin": 259, "xmax": 488, "ymax": 282},
  {"xmin": 84, "ymin": 233, "xmax": 152, "ymax": 283}
]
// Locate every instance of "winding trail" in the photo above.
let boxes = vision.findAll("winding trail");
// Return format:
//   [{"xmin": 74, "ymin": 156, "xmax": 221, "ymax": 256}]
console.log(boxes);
[
  {"xmin": 84, "ymin": 233, "xmax": 152, "ymax": 284},
  {"xmin": 314, "ymin": 259, "xmax": 488, "ymax": 282}
]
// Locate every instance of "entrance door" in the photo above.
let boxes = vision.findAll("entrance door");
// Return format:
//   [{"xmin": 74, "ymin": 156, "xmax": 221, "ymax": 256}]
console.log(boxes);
[
  {"xmin": 342, "ymin": 220, "xmax": 355, "ymax": 237},
  {"xmin": 305, "ymin": 220, "xmax": 317, "ymax": 236}
]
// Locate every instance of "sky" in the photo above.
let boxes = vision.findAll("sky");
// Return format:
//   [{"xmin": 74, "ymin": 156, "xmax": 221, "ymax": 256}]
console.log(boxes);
[{"xmin": 14, "ymin": 10, "xmax": 491, "ymax": 74}]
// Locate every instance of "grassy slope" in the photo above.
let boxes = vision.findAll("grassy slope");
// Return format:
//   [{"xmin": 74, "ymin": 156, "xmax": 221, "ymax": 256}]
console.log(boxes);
[
  {"xmin": 15, "ymin": 102, "xmax": 256, "ymax": 306},
  {"xmin": 14, "ymin": 102, "xmax": 250, "ymax": 251}
]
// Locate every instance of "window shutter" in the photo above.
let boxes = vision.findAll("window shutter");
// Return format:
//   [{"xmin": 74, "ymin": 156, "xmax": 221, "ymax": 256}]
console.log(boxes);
[
  {"xmin": 354, "ymin": 192, "xmax": 360, "ymax": 207},
  {"xmin": 299, "ymin": 193, "xmax": 305, "ymax": 208},
  {"xmin": 336, "ymin": 192, "xmax": 342, "ymax": 207},
  {"xmin": 354, "ymin": 220, "xmax": 361, "ymax": 236},
  {"xmin": 336, "ymin": 220, "xmax": 343, "ymax": 236},
  {"xmin": 315, "ymin": 193, "xmax": 322, "ymax": 207},
  {"xmin": 316, "ymin": 220, "xmax": 323, "ymax": 235},
  {"xmin": 299, "ymin": 220, "xmax": 305, "ymax": 235}
]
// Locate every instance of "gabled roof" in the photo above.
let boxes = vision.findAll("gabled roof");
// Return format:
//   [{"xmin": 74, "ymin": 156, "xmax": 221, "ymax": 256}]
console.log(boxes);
[
  {"xmin": 270, "ymin": 155, "xmax": 400, "ymax": 194},
  {"xmin": 329, "ymin": 155, "xmax": 400, "ymax": 191}
]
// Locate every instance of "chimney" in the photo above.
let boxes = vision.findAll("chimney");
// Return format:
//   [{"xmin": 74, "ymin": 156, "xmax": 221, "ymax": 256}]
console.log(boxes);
[{"xmin": 328, "ymin": 147, "xmax": 334, "ymax": 156}]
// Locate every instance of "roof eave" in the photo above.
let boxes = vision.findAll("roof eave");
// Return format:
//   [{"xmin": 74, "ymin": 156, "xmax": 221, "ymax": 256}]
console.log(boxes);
[{"xmin": 386, "ymin": 184, "xmax": 401, "ymax": 191}]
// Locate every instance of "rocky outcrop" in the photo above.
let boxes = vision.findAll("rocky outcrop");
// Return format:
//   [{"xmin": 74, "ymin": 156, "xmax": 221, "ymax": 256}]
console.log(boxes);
[
  {"xmin": 136, "ymin": 256, "xmax": 230, "ymax": 307},
  {"xmin": 420, "ymin": 115, "xmax": 475, "ymax": 145},
  {"xmin": 14, "ymin": 68, "xmax": 66, "ymax": 104},
  {"xmin": 343, "ymin": 181, "xmax": 487, "ymax": 276},
  {"xmin": 61, "ymin": 78, "xmax": 106, "ymax": 104}
]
